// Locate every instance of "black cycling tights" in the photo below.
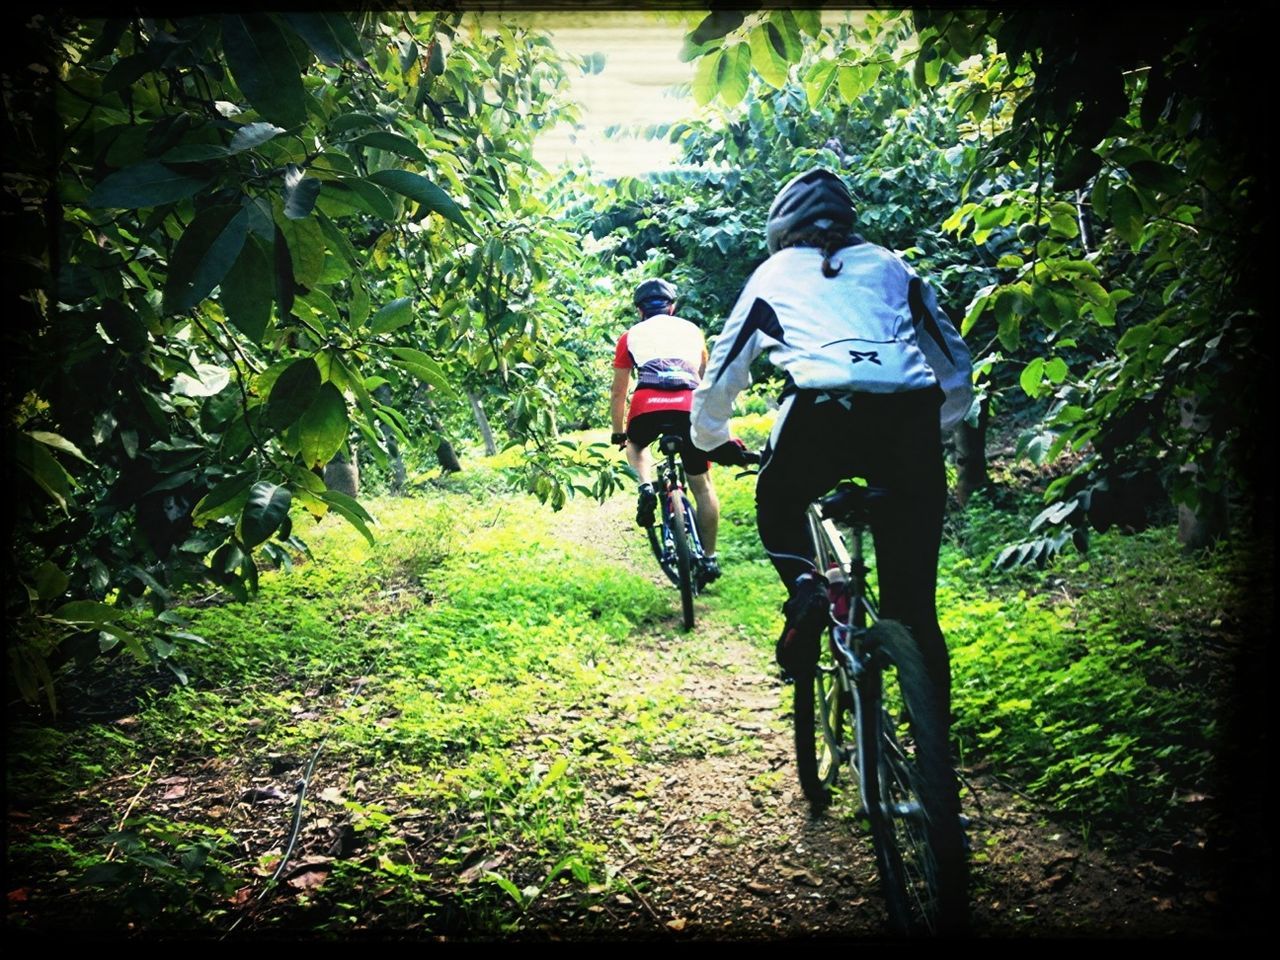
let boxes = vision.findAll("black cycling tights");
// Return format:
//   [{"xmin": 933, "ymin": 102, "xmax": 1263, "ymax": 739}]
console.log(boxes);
[{"xmin": 756, "ymin": 388, "xmax": 951, "ymax": 715}]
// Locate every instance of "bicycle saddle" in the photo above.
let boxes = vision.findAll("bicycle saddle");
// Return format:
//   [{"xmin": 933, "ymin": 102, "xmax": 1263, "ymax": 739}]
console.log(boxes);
[
  {"xmin": 658, "ymin": 433, "xmax": 683, "ymax": 455},
  {"xmin": 817, "ymin": 482, "xmax": 890, "ymax": 525}
]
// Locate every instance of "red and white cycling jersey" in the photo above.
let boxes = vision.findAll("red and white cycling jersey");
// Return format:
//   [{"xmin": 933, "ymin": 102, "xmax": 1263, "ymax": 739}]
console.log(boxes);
[{"xmin": 614, "ymin": 314, "xmax": 708, "ymax": 422}]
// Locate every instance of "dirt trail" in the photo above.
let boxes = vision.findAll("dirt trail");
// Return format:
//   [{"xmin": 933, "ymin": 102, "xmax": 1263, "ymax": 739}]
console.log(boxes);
[{"xmin": 534, "ymin": 491, "xmax": 1225, "ymax": 939}]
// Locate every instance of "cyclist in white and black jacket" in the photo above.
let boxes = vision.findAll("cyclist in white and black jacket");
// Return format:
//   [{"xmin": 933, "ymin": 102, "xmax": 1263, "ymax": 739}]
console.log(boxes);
[{"xmin": 690, "ymin": 168, "xmax": 972, "ymax": 716}]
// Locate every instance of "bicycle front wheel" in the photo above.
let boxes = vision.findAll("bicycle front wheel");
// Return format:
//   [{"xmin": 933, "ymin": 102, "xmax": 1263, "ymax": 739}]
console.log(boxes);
[
  {"xmin": 669, "ymin": 491, "xmax": 695, "ymax": 631},
  {"xmin": 859, "ymin": 620, "xmax": 967, "ymax": 936}
]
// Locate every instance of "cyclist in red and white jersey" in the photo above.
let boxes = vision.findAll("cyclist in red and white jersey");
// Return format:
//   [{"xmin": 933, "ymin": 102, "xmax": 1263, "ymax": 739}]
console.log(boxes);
[{"xmin": 611, "ymin": 279, "xmax": 724, "ymax": 583}]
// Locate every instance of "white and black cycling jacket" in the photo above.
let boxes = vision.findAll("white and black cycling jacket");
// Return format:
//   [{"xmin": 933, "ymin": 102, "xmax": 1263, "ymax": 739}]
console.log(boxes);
[{"xmin": 690, "ymin": 242, "xmax": 973, "ymax": 451}]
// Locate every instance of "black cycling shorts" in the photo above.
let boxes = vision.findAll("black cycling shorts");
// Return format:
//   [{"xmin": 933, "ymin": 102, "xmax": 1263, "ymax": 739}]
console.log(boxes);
[{"xmin": 626, "ymin": 411, "xmax": 710, "ymax": 476}]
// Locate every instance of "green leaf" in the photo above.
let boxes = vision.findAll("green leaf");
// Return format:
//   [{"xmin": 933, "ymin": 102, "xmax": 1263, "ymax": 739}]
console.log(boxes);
[
  {"xmin": 297, "ymin": 288, "xmax": 341, "ymax": 333},
  {"xmin": 369, "ymin": 296, "xmax": 413, "ymax": 335},
  {"xmin": 280, "ymin": 12, "xmax": 346, "ymax": 65},
  {"xmin": 283, "ymin": 164, "xmax": 321, "ymax": 220},
  {"xmin": 748, "ymin": 23, "xmax": 789, "ymax": 88},
  {"xmin": 718, "ymin": 42, "xmax": 751, "ymax": 108},
  {"xmin": 367, "ymin": 170, "xmax": 468, "ymax": 228},
  {"xmin": 351, "ymin": 132, "xmax": 428, "ymax": 163},
  {"xmin": 229, "ymin": 121, "xmax": 286, "ymax": 153},
  {"xmin": 792, "ymin": 8, "xmax": 822, "ymax": 37},
  {"xmin": 1044, "ymin": 357, "xmax": 1069, "ymax": 383},
  {"xmin": 164, "ymin": 206, "xmax": 250, "ymax": 314},
  {"xmin": 1110, "ymin": 184, "xmax": 1145, "ymax": 249},
  {"xmin": 1126, "ymin": 160, "xmax": 1183, "ymax": 193},
  {"xmin": 1071, "ymin": 276, "xmax": 1109, "ymax": 306},
  {"xmin": 222, "ymin": 233, "xmax": 273, "ymax": 343},
  {"xmin": 51, "ymin": 600, "xmax": 126, "ymax": 624},
  {"xmin": 264, "ymin": 357, "xmax": 321, "ymax": 430},
  {"xmin": 329, "ymin": 113, "xmax": 383, "ymax": 135},
  {"xmin": 805, "ymin": 59, "xmax": 837, "ymax": 109},
  {"xmin": 318, "ymin": 489, "xmax": 375, "ymax": 544},
  {"xmin": 221, "ymin": 14, "xmax": 308, "ymax": 129},
  {"xmin": 278, "ymin": 214, "xmax": 326, "ymax": 288},
  {"xmin": 692, "ymin": 48, "xmax": 723, "ymax": 106},
  {"xmin": 34, "ymin": 561, "xmax": 70, "ymax": 603},
  {"xmin": 689, "ymin": 10, "xmax": 745, "ymax": 46},
  {"xmin": 1019, "ymin": 356, "xmax": 1045, "ymax": 397},
  {"xmin": 326, "ymin": 179, "xmax": 396, "ymax": 221},
  {"xmin": 192, "ymin": 471, "xmax": 257, "ymax": 524},
  {"xmin": 240, "ymin": 482, "xmax": 292, "ymax": 550},
  {"xmin": 88, "ymin": 161, "xmax": 211, "ymax": 209},
  {"xmin": 15, "ymin": 432, "xmax": 75, "ymax": 511},
  {"xmin": 30, "ymin": 431, "xmax": 92, "ymax": 464},
  {"xmin": 298, "ymin": 383, "xmax": 348, "ymax": 468},
  {"xmin": 388, "ymin": 347, "xmax": 457, "ymax": 397}
]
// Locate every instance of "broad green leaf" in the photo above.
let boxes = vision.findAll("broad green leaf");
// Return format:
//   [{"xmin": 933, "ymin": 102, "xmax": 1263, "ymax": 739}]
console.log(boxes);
[
  {"xmin": 222, "ymin": 233, "xmax": 273, "ymax": 343},
  {"xmin": 688, "ymin": 10, "xmax": 745, "ymax": 46},
  {"xmin": 51, "ymin": 600, "xmax": 126, "ymax": 624},
  {"xmin": 748, "ymin": 23, "xmax": 789, "ymax": 88},
  {"xmin": 367, "ymin": 170, "xmax": 468, "ymax": 228},
  {"xmin": 318, "ymin": 489, "xmax": 375, "ymax": 544},
  {"xmin": 88, "ymin": 161, "xmax": 210, "ymax": 209},
  {"xmin": 35, "ymin": 561, "xmax": 70, "ymax": 602},
  {"xmin": 388, "ymin": 347, "xmax": 457, "ymax": 397},
  {"xmin": 15, "ymin": 432, "xmax": 75, "ymax": 511},
  {"xmin": 298, "ymin": 383, "xmax": 348, "ymax": 468},
  {"xmin": 240, "ymin": 481, "xmax": 292, "ymax": 549},
  {"xmin": 161, "ymin": 144, "xmax": 229, "ymax": 162},
  {"xmin": 264, "ymin": 357, "xmax": 321, "ymax": 430},
  {"xmin": 101, "ymin": 623, "xmax": 149, "ymax": 662},
  {"xmin": 297, "ymin": 288, "xmax": 341, "ymax": 333},
  {"xmin": 192, "ymin": 471, "xmax": 257, "ymax": 523},
  {"xmin": 1126, "ymin": 160, "xmax": 1183, "ymax": 193},
  {"xmin": 1045, "ymin": 357, "xmax": 1069, "ymax": 383},
  {"xmin": 222, "ymin": 14, "xmax": 307, "ymax": 129},
  {"xmin": 719, "ymin": 42, "xmax": 751, "ymax": 108},
  {"xmin": 349, "ymin": 276, "xmax": 370, "ymax": 327},
  {"xmin": 229, "ymin": 121, "xmax": 286, "ymax": 153},
  {"xmin": 278, "ymin": 214, "xmax": 326, "ymax": 287},
  {"xmin": 351, "ymin": 131, "xmax": 428, "ymax": 163},
  {"xmin": 1071, "ymin": 276, "xmax": 1109, "ymax": 306},
  {"xmin": 368, "ymin": 296, "xmax": 413, "ymax": 335},
  {"xmin": 317, "ymin": 212, "xmax": 359, "ymax": 269},
  {"xmin": 1110, "ymin": 184, "xmax": 1144, "ymax": 249},
  {"xmin": 30, "ymin": 431, "xmax": 92, "ymax": 464},
  {"xmin": 1020, "ymin": 356, "xmax": 1045, "ymax": 397},
  {"xmin": 329, "ymin": 113, "xmax": 383, "ymax": 135},
  {"xmin": 319, "ymin": 12, "xmax": 366, "ymax": 64},
  {"xmin": 326, "ymin": 179, "xmax": 396, "ymax": 221},
  {"xmin": 281, "ymin": 12, "xmax": 346, "ymax": 65},
  {"xmin": 283, "ymin": 164, "xmax": 321, "ymax": 220},
  {"xmin": 692, "ymin": 48, "xmax": 723, "ymax": 106},
  {"xmin": 792, "ymin": 8, "xmax": 822, "ymax": 36},
  {"xmin": 805, "ymin": 59, "xmax": 837, "ymax": 109},
  {"xmin": 164, "ymin": 206, "xmax": 250, "ymax": 314}
]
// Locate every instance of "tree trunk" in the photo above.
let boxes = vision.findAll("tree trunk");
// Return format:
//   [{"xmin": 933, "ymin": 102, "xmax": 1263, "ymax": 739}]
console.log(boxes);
[
  {"xmin": 372, "ymin": 384, "xmax": 406, "ymax": 494},
  {"xmin": 436, "ymin": 438, "xmax": 462, "ymax": 473},
  {"xmin": 953, "ymin": 396, "xmax": 989, "ymax": 507},
  {"xmin": 468, "ymin": 391, "xmax": 498, "ymax": 456},
  {"xmin": 1176, "ymin": 396, "xmax": 1226, "ymax": 549},
  {"xmin": 324, "ymin": 445, "xmax": 359, "ymax": 497}
]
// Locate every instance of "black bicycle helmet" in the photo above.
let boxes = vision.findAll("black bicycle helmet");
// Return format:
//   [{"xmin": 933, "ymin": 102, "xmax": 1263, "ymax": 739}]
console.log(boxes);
[
  {"xmin": 633, "ymin": 278, "xmax": 677, "ymax": 315},
  {"xmin": 765, "ymin": 168, "xmax": 856, "ymax": 254}
]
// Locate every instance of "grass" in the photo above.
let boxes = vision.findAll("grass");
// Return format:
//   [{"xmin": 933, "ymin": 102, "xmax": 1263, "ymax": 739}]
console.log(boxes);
[{"xmin": 6, "ymin": 423, "xmax": 1258, "ymax": 933}]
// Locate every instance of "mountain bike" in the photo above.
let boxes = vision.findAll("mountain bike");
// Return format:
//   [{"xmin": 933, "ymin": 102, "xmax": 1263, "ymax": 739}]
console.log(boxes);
[
  {"xmin": 793, "ymin": 481, "xmax": 967, "ymax": 936},
  {"xmin": 644, "ymin": 433, "xmax": 708, "ymax": 631}
]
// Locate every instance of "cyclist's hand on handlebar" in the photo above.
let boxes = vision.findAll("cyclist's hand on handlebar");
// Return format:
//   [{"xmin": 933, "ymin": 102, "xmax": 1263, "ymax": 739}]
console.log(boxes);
[{"xmin": 610, "ymin": 431, "xmax": 629, "ymax": 450}]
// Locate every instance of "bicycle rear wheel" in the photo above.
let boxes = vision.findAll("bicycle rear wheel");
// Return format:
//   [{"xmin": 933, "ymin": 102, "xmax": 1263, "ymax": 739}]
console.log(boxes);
[
  {"xmin": 859, "ymin": 620, "xmax": 966, "ymax": 935},
  {"xmin": 668, "ymin": 491, "xmax": 696, "ymax": 631},
  {"xmin": 795, "ymin": 641, "xmax": 847, "ymax": 808}
]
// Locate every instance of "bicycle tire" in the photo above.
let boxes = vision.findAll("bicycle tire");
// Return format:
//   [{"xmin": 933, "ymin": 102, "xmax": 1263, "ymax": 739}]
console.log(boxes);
[
  {"xmin": 795, "ymin": 647, "xmax": 847, "ymax": 807},
  {"xmin": 794, "ymin": 505, "xmax": 850, "ymax": 807},
  {"xmin": 669, "ymin": 491, "xmax": 696, "ymax": 631},
  {"xmin": 859, "ymin": 619, "xmax": 967, "ymax": 936}
]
